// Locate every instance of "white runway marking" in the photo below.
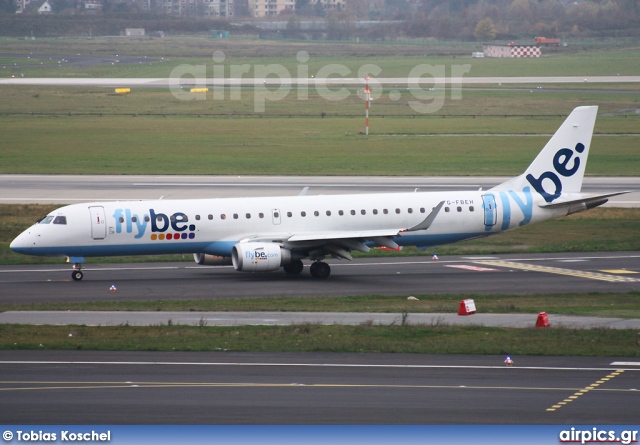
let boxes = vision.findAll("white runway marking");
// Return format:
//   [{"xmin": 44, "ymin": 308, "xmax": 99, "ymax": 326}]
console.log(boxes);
[{"xmin": 1, "ymin": 360, "xmax": 638, "ymax": 372}]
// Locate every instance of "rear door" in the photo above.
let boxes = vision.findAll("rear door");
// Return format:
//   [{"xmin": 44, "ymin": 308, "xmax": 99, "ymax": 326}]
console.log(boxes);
[{"xmin": 482, "ymin": 195, "xmax": 497, "ymax": 228}]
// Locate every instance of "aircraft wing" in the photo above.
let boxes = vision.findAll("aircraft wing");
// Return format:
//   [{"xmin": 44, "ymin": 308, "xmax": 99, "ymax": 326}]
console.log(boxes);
[{"xmin": 238, "ymin": 201, "xmax": 445, "ymax": 261}]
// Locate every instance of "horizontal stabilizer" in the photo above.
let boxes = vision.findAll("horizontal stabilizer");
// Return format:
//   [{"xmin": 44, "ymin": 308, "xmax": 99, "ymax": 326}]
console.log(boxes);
[{"xmin": 538, "ymin": 191, "xmax": 631, "ymax": 214}]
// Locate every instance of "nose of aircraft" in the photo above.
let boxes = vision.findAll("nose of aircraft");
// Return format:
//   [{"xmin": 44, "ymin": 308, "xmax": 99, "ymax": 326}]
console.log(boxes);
[{"xmin": 10, "ymin": 231, "xmax": 34, "ymax": 254}]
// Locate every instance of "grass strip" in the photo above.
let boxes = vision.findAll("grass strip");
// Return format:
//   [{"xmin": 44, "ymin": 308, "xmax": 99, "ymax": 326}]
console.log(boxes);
[
  {"xmin": 1, "ymin": 324, "xmax": 639, "ymax": 356},
  {"xmin": 2, "ymin": 292, "xmax": 640, "ymax": 319}
]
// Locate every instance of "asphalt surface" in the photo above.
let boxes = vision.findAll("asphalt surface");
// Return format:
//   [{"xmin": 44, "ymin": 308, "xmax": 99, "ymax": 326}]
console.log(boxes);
[
  {"xmin": 2, "ymin": 76, "xmax": 640, "ymax": 87},
  {"xmin": 1, "ymin": 350, "xmax": 639, "ymax": 424},
  {"xmin": 0, "ymin": 53, "xmax": 162, "ymax": 69},
  {"xmin": 1, "ymin": 175, "xmax": 638, "ymax": 206},
  {"xmin": 1, "ymin": 253, "xmax": 639, "ymax": 305}
]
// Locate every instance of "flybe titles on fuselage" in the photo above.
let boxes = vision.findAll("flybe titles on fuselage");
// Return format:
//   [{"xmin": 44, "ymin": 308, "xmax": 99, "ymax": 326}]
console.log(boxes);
[{"xmin": 112, "ymin": 208, "xmax": 196, "ymax": 240}]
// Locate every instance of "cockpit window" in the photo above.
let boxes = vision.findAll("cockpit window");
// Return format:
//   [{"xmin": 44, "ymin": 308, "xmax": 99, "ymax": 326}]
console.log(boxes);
[
  {"xmin": 53, "ymin": 216, "xmax": 67, "ymax": 225},
  {"xmin": 38, "ymin": 216, "xmax": 55, "ymax": 224}
]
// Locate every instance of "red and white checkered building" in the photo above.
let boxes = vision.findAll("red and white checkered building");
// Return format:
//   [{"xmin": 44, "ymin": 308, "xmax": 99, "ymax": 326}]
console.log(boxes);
[{"xmin": 483, "ymin": 44, "xmax": 541, "ymax": 58}]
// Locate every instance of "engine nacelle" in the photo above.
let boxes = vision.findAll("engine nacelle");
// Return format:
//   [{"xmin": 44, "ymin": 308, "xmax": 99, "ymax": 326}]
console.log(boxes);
[
  {"xmin": 193, "ymin": 253, "xmax": 233, "ymax": 266},
  {"xmin": 231, "ymin": 242, "xmax": 292, "ymax": 272}
]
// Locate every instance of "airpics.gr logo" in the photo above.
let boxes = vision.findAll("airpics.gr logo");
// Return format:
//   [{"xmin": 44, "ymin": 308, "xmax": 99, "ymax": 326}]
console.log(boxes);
[
  {"xmin": 113, "ymin": 208, "xmax": 196, "ymax": 240},
  {"xmin": 526, "ymin": 142, "xmax": 585, "ymax": 203}
]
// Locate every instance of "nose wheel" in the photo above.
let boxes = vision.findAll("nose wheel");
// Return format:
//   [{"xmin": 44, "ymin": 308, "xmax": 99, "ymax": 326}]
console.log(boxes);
[{"xmin": 71, "ymin": 264, "xmax": 84, "ymax": 281}]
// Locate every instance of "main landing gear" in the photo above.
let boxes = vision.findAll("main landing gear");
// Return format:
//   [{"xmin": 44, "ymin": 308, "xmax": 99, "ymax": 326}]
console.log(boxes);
[
  {"xmin": 309, "ymin": 261, "xmax": 331, "ymax": 279},
  {"xmin": 283, "ymin": 259, "xmax": 304, "ymax": 275},
  {"xmin": 71, "ymin": 263, "xmax": 84, "ymax": 281},
  {"xmin": 283, "ymin": 260, "xmax": 331, "ymax": 278}
]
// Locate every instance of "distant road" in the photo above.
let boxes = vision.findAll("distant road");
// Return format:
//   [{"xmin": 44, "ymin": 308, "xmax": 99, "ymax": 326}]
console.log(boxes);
[
  {"xmin": 2, "ymin": 76, "xmax": 640, "ymax": 87},
  {"xmin": 1, "ymin": 175, "xmax": 637, "ymax": 207}
]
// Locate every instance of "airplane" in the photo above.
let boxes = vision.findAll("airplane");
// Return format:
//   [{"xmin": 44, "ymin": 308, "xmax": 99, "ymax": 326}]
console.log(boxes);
[{"xmin": 10, "ymin": 105, "xmax": 629, "ymax": 281}]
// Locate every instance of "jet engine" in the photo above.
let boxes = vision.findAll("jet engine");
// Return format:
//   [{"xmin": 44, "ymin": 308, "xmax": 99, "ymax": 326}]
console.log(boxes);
[{"xmin": 231, "ymin": 242, "xmax": 292, "ymax": 272}]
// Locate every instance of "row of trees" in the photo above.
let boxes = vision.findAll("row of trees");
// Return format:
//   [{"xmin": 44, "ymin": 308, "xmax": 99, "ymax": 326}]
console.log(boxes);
[
  {"xmin": 0, "ymin": 0, "xmax": 638, "ymax": 39},
  {"xmin": 316, "ymin": 0, "xmax": 640, "ymax": 40}
]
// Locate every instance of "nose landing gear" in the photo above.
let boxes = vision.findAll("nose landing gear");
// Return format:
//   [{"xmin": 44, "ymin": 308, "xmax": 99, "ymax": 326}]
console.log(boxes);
[{"xmin": 71, "ymin": 263, "xmax": 84, "ymax": 281}]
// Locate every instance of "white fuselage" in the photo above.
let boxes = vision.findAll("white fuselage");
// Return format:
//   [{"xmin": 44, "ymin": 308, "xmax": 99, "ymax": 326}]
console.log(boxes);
[{"xmin": 10, "ymin": 189, "xmax": 564, "ymax": 259}]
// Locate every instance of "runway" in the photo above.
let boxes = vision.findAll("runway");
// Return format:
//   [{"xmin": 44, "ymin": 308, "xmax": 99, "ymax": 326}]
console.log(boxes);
[
  {"xmin": 1, "ymin": 350, "xmax": 639, "ymax": 424},
  {"xmin": 1, "ymin": 253, "xmax": 639, "ymax": 305},
  {"xmin": 2, "ymin": 76, "xmax": 640, "ymax": 87},
  {"xmin": 1, "ymin": 175, "xmax": 638, "ymax": 206}
]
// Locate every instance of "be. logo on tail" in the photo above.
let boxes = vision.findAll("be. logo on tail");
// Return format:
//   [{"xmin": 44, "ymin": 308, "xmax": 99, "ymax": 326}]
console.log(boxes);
[{"xmin": 526, "ymin": 143, "xmax": 585, "ymax": 203}]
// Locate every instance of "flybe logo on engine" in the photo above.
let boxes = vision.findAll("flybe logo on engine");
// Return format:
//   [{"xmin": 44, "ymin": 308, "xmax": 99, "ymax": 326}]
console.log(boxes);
[
  {"xmin": 113, "ymin": 208, "xmax": 196, "ymax": 240},
  {"xmin": 526, "ymin": 143, "xmax": 585, "ymax": 203},
  {"xmin": 245, "ymin": 250, "xmax": 278, "ymax": 261}
]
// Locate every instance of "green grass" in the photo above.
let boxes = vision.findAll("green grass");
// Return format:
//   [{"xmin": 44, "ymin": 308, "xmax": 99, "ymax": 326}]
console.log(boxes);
[
  {"xmin": 0, "ymin": 115, "xmax": 638, "ymax": 175},
  {"xmin": 2, "ymin": 292, "xmax": 640, "ymax": 319},
  {"xmin": 1, "ymin": 324, "xmax": 639, "ymax": 356},
  {"xmin": 2, "ymin": 86, "xmax": 640, "ymax": 118},
  {"xmin": 3, "ymin": 37, "xmax": 640, "ymax": 78}
]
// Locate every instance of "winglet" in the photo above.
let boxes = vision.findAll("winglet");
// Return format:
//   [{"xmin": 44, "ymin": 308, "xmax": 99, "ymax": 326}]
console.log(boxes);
[{"xmin": 406, "ymin": 201, "xmax": 444, "ymax": 232}]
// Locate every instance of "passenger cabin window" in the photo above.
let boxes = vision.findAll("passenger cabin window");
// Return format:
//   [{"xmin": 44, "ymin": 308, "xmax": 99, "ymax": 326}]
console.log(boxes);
[
  {"xmin": 301, "ymin": 211, "xmax": 306, "ymax": 217},
  {"xmin": 220, "ymin": 214, "xmax": 226, "ymax": 220},
  {"xmin": 53, "ymin": 216, "xmax": 67, "ymax": 225},
  {"xmin": 195, "ymin": 215, "xmax": 201, "ymax": 221},
  {"xmin": 259, "ymin": 213, "xmax": 264, "ymax": 219},
  {"xmin": 131, "ymin": 216, "xmax": 137, "ymax": 223}
]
